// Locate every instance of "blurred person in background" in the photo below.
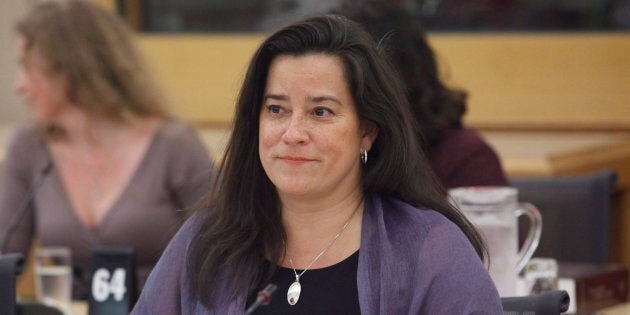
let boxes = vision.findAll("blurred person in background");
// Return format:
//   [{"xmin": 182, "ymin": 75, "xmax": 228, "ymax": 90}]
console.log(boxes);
[
  {"xmin": 335, "ymin": 0, "xmax": 508, "ymax": 189},
  {"xmin": 0, "ymin": 0, "xmax": 215, "ymax": 299},
  {"xmin": 133, "ymin": 14, "xmax": 501, "ymax": 314}
]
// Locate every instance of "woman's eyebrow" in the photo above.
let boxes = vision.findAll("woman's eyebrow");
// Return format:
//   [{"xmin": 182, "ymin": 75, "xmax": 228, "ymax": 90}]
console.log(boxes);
[
  {"xmin": 308, "ymin": 95, "xmax": 342, "ymax": 105},
  {"xmin": 263, "ymin": 94, "xmax": 289, "ymax": 102}
]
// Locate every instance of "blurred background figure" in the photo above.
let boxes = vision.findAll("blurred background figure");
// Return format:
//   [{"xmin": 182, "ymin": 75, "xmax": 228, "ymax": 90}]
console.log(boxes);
[
  {"xmin": 335, "ymin": 0, "xmax": 508, "ymax": 189},
  {"xmin": 0, "ymin": 0, "xmax": 215, "ymax": 299}
]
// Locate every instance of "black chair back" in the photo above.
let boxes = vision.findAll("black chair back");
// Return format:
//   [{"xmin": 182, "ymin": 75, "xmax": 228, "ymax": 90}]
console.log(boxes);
[
  {"xmin": 511, "ymin": 170, "xmax": 617, "ymax": 264},
  {"xmin": 0, "ymin": 253, "xmax": 25, "ymax": 315}
]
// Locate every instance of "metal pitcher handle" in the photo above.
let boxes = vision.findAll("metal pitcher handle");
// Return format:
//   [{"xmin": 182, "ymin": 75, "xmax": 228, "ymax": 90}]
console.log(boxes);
[{"xmin": 515, "ymin": 202, "xmax": 542, "ymax": 273}]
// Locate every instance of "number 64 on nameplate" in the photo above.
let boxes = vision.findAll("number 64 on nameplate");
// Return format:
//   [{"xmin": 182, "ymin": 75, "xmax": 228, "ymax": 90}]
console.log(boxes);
[
  {"xmin": 92, "ymin": 268, "xmax": 126, "ymax": 301},
  {"xmin": 88, "ymin": 248, "xmax": 135, "ymax": 315}
]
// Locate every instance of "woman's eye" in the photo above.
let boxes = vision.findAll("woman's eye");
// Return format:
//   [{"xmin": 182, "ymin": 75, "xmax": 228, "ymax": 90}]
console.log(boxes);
[
  {"xmin": 313, "ymin": 107, "xmax": 333, "ymax": 117},
  {"xmin": 267, "ymin": 105, "xmax": 282, "ymax": 114}
]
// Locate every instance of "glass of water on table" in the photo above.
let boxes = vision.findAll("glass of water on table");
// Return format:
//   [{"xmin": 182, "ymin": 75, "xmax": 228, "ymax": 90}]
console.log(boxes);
[{"xmin": 34, "ymin": 247, "xmax": 72, "ymax": 314}]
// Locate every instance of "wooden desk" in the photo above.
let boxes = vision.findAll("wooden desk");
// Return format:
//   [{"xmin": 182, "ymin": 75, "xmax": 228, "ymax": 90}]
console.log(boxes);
[
  {"xmin": 71, "ymin": 301, "xmax": 88, "ymax": 314},
  {"xmin": 600, "ymin": 302, "xmax": 630, "ymax": 315},
  {"xmin": 482, "ymin": 131, "xmax": 630, "ymax": 178}
]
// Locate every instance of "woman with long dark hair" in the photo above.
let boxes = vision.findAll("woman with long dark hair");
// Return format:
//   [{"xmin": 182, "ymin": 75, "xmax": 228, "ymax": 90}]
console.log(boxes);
[{"xmin": 133, "ymin": 15, "xmax": 501, "ymax": 314}]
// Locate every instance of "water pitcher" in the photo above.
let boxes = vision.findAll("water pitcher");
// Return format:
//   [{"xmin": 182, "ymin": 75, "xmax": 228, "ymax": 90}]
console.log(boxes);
[{"xmin": 449, "ymin": 187, "xmax": 542, "ymax": 297}]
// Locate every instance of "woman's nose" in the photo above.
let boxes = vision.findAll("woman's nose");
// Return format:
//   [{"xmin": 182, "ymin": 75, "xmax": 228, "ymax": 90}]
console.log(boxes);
[{"xmin": 281, "ymin": 114, "xmax": 309, "ymax": 144}]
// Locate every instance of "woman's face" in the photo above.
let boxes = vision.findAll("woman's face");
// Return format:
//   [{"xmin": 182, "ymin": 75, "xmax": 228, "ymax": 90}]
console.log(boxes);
[
  {"xmin": 259, "ymin": 53, "xmax": 377, "ymax": 201},
  {"xmin": 14, "ymin": 38, "xmax": 68, "ymax": 125}
]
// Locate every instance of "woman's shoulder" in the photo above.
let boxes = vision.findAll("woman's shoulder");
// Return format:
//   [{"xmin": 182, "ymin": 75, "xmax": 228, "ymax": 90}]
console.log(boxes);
[
  {"xmin": 362, "ymin": 195, "xmax": 501, "ymax": 313},
  {"xmin": 156, "ymin": 119, "xmax": 202, "ymax": 142},
  {"xmin": 380, "ymin": 198, "xmax": 502, "ymax": 313},
  {"xmin": 174, "ymin": 210, "xmax": 208, "ymax": 243},
  {"xmin": 439, "ymin": 126, "xmax": 490, "ymax": 153},
  {"xmin": 141, "ymin": 210, "xmax": 208, "ymax": 274},
  {"xmin": 6, "ymin": 124, "xmax": 47, "ymax": 162},
  {"xmin": 366, "ymin": 195, "xmax": 468, "ymax": 251},
  {"xmin": 151, "ymin": 119, "xmax": 211, "ymax": 158},
  {"xmin": 2, "ymin": 125, "xmax": 49, "ymax": 181},
  {"xmin": 427, "ymin": 126, "xmax": 495, "ymax": 171},
  {"xmin": 132, "ymin": 210, "xmax": 210, "ymax": 314},
  {"xmin": 375, "ymin": 196, "xmax": 456, "ymax": 233},
  {"xmin": 8, "ymin": 124, "xmax": 44, "ymax": 146}
]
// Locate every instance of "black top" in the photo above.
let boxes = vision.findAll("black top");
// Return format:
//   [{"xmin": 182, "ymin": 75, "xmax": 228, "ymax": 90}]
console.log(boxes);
[{"xmin": 246, "ymin": 250, "xmax": 361, "ymax": 314}]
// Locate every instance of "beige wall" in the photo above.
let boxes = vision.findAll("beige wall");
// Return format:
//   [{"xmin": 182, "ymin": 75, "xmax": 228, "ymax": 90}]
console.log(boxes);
[{"xmin": 0, "ymin": 0, "xmax": 29, "ymax": 124}]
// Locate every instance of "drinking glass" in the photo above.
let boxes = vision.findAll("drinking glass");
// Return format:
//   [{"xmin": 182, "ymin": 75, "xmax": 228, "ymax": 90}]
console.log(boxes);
[
  {"xmin": 524, "ymin": 258, "xmax": 559, "ymax": 295},
  {"xmin": 34, "ymin": 247, "xmax": 72, "ymax": 314}
]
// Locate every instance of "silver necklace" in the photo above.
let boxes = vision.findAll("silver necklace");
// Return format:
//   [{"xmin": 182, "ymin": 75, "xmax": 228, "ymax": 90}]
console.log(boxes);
[{"xmin": 285, "ymin": 203, "xmax": 361, "ymax": 306}]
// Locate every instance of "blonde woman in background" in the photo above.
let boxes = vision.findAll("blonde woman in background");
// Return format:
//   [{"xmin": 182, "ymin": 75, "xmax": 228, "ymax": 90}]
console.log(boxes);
[{"xmin": 0, "ymin": 0, "xmax": 215, "ymax": 299}]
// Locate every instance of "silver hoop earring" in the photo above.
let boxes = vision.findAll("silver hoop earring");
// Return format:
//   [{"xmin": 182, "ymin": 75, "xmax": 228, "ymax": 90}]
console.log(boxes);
[{"xmin": 360, "ymin": 149, "xmax": 368, "ymax": 164}]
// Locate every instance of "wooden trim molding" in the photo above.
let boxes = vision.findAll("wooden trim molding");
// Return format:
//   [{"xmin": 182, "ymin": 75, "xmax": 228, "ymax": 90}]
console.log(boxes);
[{"xmin": 469, "ymin": 121, "xmax": 630, "ymax": 133}]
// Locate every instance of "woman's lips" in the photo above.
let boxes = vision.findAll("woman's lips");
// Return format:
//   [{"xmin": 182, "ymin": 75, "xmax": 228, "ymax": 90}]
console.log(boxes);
[{"xmin": 278, "ymin": 156, "xmax": 314, "ymax": 165}]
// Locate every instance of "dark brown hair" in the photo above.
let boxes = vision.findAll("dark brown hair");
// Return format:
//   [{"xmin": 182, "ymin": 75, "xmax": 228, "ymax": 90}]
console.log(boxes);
[
  {"xmin": 334, "ymin": 0, "xmax": 467, "ymax": 148},
  {"xmin": 188, "ymin": 14, "xmax": 485, "ymax": 307},
  {"xmin": 16, "ymin": 0, "xmax": 167, "ymax": 122}
]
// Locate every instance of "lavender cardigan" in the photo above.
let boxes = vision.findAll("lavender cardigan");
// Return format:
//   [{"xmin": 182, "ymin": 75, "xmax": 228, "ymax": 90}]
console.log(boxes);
[{"xmin": 133, "ymin": 195, "xmax": 502, "ymax": 314}]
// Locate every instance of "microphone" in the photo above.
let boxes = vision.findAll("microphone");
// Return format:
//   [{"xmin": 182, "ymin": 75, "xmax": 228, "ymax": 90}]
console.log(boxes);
[
  {"xmin": 0, "ymin": 160, "xmax": 53, "ymax": 253},
  {"xmin": 245, "ymin": 283, "xmax": 277, "ymax": 315}
]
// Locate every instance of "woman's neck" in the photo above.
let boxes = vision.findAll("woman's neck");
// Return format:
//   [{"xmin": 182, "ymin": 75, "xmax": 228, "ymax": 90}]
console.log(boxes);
[
  {"xmin": 280, "ymin": 188, "xmax": 365, "ymax": 268},
  {"xmin": 51, "ymin": 106, "xmax": 152, "ymax": 149}
]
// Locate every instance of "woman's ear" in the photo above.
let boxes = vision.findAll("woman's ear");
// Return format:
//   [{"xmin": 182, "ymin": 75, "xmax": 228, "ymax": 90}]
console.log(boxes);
[{"xmin": 360, "ymin": 121, "xmax": 379, "ymax": 151}]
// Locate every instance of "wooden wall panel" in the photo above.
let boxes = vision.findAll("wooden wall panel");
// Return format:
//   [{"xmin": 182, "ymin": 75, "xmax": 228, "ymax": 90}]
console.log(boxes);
[
  {"xmin": 433, "ymin": 33, "xmax": 630, "ymax": 130},
  {"xmin": 135, "ymin": 33, "xmax": 629, "ymax": 131},
  {"xmin": 138, "ymin": 35, "xmax": 262, "ymax": 125}
]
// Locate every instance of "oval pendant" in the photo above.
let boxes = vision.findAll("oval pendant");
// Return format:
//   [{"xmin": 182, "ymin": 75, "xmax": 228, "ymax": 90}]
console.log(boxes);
[{"xmin": 287, "ymin": 281, "xmax": 301, "ymax": 305}]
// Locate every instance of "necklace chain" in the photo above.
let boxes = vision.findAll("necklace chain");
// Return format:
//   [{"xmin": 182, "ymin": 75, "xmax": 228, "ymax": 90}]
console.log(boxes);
[{"xmin": 286, "ymin": 201, "xmax": 362, "ymax": 281}]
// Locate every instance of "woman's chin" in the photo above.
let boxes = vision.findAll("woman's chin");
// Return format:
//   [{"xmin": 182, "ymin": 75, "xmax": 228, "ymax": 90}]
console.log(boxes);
[
  {"xmin": 275, "ymin": 182, "xmax": 317, "ymax": 198},
  {"xmin": 31, "ymin": 116, "xmax": 56, "ymax": 128},
  {"xmin": 29, "ymin": 109, "xmax": 60, "ymax": 126}
]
